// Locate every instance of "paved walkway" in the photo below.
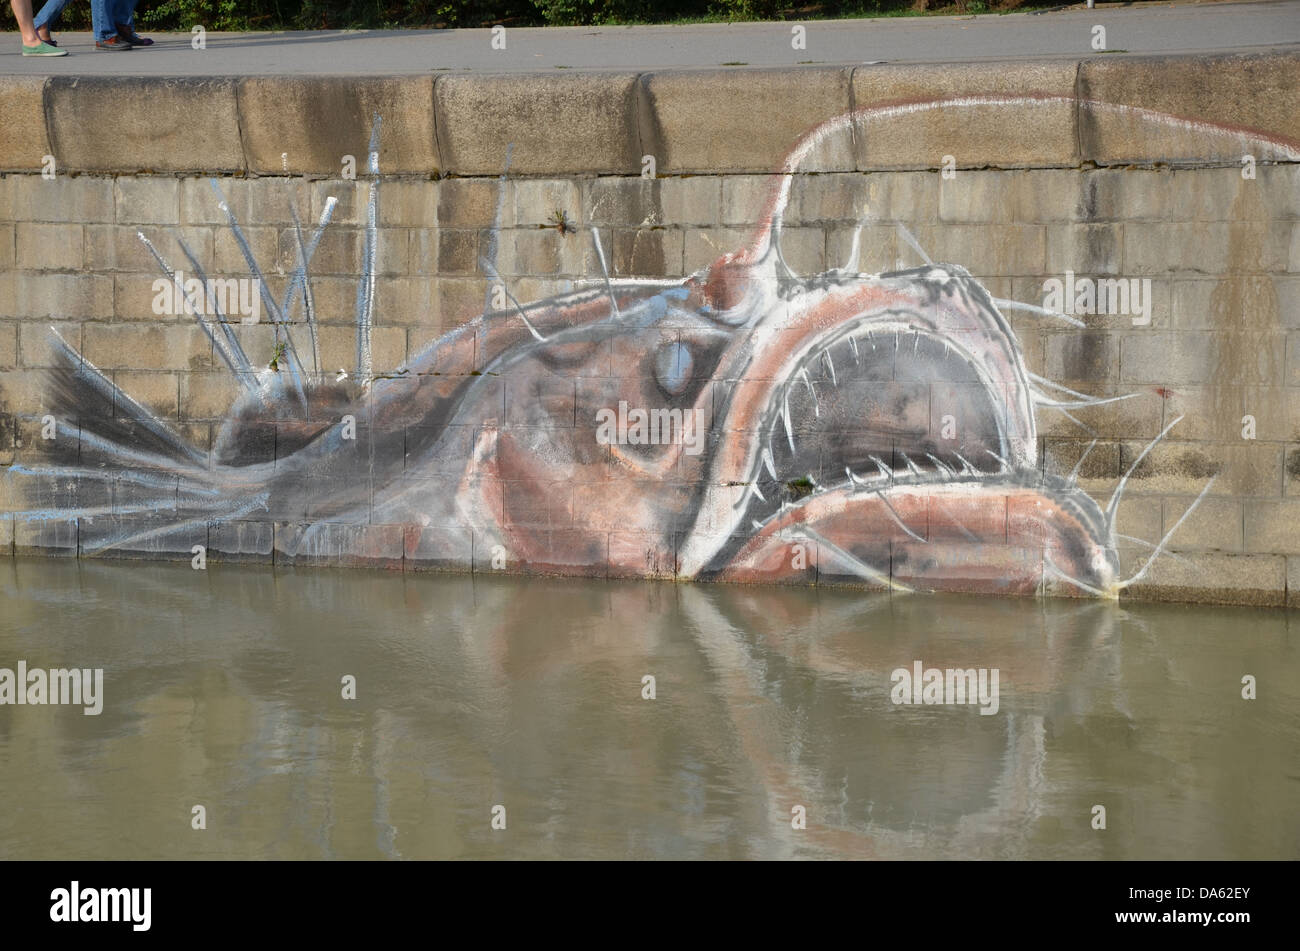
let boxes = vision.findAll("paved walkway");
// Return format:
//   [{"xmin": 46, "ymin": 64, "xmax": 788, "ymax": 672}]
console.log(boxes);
[{"xmin": 0, "ymin": 1, "xmax": 1296, "ymax": 75}]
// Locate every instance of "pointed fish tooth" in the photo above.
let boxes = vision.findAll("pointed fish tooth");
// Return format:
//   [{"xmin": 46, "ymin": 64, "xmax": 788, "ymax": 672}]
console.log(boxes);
[
  {"xmin": 900, "ymin": 453, "xmax": 923, "ymax": 476},
  {"xmin": 733, "ymin": 480, "xmax": 766, "ymax": 509},
  {"xmin": 848, "ymin": 335, "xmax": 860, "ymax": 364},
  {"xmin": 782, "ymin": 393, "xmax": 796, "ymax": 452},
  {"xmin": 985, "ymin": 448, "xmax": 1011, "ymax": 472},
  {"xmin": 869, "ymin": 454, "xmax": 893, "ymax": 480},
  {"xmin": 925, "ymin": 453, "xmax": 954, "ymax": 476},
  {"xmin": 846, "ymin": 466, "xmax": 873, "ymax": 488},
  {"xmin": 762, "ymin": 446, "xmax": 777, "ymax": 479},
  {"xmin": 798, "ymin": 367, "xmax": 820, "ymax": 417},
  {"xmin": 822, "ymin": 348, "xmax": 836, "ymax": 385}
]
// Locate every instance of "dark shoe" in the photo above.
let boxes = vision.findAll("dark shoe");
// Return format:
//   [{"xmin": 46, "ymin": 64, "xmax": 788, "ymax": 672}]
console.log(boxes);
[
  {"xmin": 116, "ymin": 25, "xmax": 153, "ymax": 46},
  {"xmin": 95, "ymin": 36, "xmax": 131, "ymax": 50}
]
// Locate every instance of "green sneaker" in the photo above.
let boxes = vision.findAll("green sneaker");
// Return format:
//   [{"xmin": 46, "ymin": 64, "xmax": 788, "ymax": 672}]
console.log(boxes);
[{"xmin": 22, "ymin": 41, "xmax": 68, "ymax": 57}]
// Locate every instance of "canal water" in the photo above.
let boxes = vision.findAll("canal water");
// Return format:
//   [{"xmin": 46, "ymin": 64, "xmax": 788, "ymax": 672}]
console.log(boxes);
[{"xmin": 0, "ymin": 557, "xmax": 1295, "ymax": 860}]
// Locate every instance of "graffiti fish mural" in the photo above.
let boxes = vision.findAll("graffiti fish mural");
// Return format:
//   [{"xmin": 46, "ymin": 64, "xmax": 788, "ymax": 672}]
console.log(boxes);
[{"xmin": 9, "ymin": 97, "xmax": 1297, "ymax": 597}]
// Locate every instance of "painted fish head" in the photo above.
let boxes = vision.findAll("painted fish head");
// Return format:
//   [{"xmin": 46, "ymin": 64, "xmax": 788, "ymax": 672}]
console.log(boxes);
[{"xmin": 353, "ymin": 227, "xmax": 1122, "ymax": 595}]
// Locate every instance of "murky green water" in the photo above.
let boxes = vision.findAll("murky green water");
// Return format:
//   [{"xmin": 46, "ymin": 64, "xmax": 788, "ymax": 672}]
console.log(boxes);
[{"xmin": 0, "ymin": 557, "xmax": 1295, "ymax": 860}]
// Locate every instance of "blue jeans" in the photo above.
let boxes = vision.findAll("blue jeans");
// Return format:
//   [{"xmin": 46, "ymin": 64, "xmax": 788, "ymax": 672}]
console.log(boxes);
[{"xmin": 34, "ymin": 0, "xmax": 139, "ymax": 42}]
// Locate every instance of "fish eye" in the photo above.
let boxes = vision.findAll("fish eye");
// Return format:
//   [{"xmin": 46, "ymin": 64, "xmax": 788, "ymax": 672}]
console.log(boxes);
[{"xmin": 654, "ymin": 341, "xmax": 693, "ymax": 396}]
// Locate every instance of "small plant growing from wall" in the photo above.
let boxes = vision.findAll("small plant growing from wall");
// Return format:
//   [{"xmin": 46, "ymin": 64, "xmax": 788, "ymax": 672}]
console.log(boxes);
[
  {"xmin": 269, "ymin": 341, "xmax": 287, "ymax": 372},
  {"xmin": 548, "ymin": 209, "xmax": 576, "ymax": 236},
  {"xmin": 785, "ymin": 477, "xmax": 815, "ymax": 501}
]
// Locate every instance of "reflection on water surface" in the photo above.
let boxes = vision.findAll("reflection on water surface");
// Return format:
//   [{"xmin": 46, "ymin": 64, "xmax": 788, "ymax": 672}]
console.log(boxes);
[{"xmin": 0, "ymin": 558, "xmax": 1295, "ymax": 859}]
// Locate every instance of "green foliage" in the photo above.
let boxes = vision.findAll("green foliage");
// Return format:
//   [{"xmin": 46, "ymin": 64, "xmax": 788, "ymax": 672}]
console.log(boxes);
[
  {"xmin": 707, "ymin": 0, "xmax": 784, "ymax": 22},
  {"xmin": 139, "ymin": 1, "xmax": 250, "ymax": 31},
  {"xmin": 532, "ymin": 0, "xmax": 685, "ymax": 27}
]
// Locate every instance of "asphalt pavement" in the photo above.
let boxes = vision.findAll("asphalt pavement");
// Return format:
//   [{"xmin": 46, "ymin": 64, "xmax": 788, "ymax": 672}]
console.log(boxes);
[{"xmin": 0, "ymin": 0, "xmax": 1296, "ymax": 75}]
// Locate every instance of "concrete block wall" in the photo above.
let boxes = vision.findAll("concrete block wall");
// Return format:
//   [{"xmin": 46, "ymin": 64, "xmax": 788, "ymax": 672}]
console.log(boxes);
[{"xmin": 1, "ymin": 52, "xmax": 1298, "ymax": 606}]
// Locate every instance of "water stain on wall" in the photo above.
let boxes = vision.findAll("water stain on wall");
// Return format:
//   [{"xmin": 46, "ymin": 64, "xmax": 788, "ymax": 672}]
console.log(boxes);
[{"xmin": 1210, "ymin": 181, "xmax": 1283, "ymax": 443}]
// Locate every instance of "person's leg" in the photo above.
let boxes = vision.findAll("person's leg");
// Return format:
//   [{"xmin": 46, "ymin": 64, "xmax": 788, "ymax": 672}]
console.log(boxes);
[
  {"xmin": 12, "ymin": 0, "xmax": 66, "ymax": 51},
  {"xmin": 32, "ymin": 0, "xmax": 72, "ymax": 42},
  {"xmin": 91, "ymin": 0, "xmax": 116, "ymax": 41},
  {"xmin": 32, "ymin": 0, "xmax": 71, "ymax": 42},
  {"xmin": 9, "ymin": 0, "xmax": 40, "ymax": 45},
  {"xmin": 115, "ymin": 0, "xmax": 151, "ymax": 44},
  {"xmin": 91, "ymin": 0, "xmax": 128, "ymax": 46},
  {"xmin": 114, "ymin": 0, "xmax": 151, "ymax": 45}
]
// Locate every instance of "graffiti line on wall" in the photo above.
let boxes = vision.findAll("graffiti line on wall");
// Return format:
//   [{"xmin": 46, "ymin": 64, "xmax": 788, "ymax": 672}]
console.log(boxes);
[{"xmin": 8, "ymin": 98, "xmax": 1297, "ymax": 597}]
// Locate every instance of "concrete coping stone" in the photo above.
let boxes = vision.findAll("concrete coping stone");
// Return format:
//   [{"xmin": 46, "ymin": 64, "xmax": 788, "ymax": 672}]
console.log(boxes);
[{"xmin": 0, "ymin": 51, "xmax": 1294, "ymax": 177}]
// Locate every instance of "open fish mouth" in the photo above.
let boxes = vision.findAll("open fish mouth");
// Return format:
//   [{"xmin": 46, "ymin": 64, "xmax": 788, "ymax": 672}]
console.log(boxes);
[
  {"xmin": 714, "ymin": 318, "xmax": 1014, "ymax": 560},
  {"xmin": 677, "ymin": 258, "xmax": 1041, "ymax": 583},
  {"xmin": 737, "ymin": 307, "xmax": 1020, "ymax": 503}
]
